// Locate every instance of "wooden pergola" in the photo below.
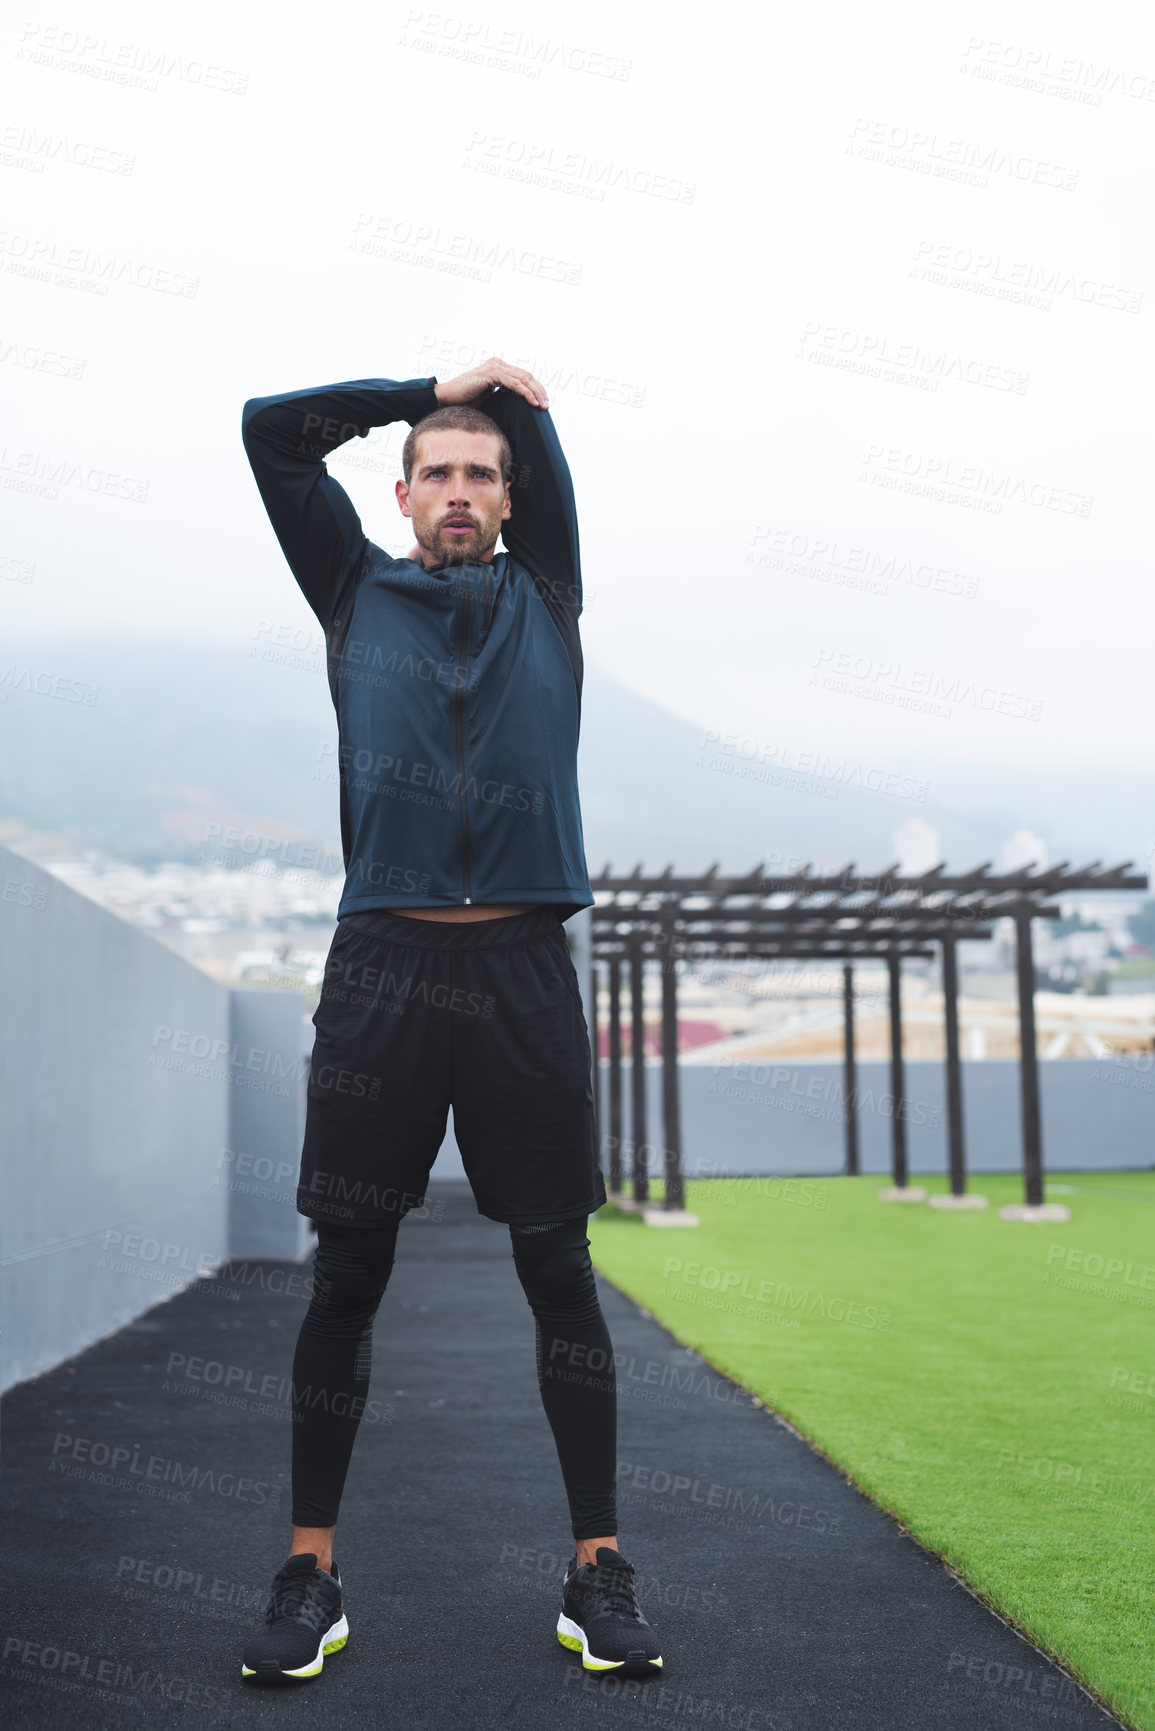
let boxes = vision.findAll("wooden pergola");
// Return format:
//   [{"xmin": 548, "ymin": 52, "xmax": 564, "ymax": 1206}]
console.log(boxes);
[{"xmin": 588, "ymin": 861, "xmax": 1145, "ymax": 1212}]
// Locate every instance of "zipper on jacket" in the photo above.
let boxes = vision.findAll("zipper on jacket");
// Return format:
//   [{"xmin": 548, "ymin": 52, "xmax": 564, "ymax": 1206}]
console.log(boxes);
[
  {"xmin": 454, "ymin": 569, "xmax": 473, "ymax": 903},
  {"xmin": 482, "ymin": 561, "xmax": 495, "ymax": 643}
]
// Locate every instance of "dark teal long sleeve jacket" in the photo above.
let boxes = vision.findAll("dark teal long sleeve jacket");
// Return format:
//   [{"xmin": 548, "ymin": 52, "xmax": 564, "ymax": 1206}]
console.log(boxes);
[{"xmin": 241, "ymin": 376, "xmax": 593, "ymax": 920}]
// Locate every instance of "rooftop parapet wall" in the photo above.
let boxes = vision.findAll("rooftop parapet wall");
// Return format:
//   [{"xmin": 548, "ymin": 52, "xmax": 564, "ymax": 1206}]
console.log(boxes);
[{"xmin": 0, "ymin": 842, "xmax": 306, "ymax": 1393}]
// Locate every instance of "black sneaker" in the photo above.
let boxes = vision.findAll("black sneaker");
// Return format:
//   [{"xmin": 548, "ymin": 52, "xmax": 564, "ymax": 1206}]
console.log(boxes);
[
  {"xmin": 241, "ymin": 1552, "xmax": 348, "ymax": 1682},
  {"xmin": 557, "ymin": 1547, "xmax": 663, "ymax": 1676}
]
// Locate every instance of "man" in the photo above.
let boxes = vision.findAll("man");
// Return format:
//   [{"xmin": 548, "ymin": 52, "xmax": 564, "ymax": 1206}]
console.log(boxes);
[{"xmin": 238, "ymin": 358, "xmax": 663, "ymax": 1683}]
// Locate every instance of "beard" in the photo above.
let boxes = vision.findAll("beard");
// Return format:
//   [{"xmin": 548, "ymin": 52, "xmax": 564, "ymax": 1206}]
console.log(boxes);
[{"xmin": 414, "ymin": 508, "xmax": 501, "ymax": 567}]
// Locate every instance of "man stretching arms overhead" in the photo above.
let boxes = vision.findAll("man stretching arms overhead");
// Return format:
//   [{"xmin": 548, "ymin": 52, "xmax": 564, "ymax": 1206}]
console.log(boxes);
[{"xmin": 238, "ymin": 356, "xmax": 664, "ymax": 1684}]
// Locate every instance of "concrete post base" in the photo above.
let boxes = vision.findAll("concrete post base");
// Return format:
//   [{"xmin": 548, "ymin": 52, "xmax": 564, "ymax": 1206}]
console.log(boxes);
[
  {"xmin": 877, "ymin": 1186, "xmax": 927, "ymax": 1203},
  {"xmin": 999, "ymin": 1203, "xmax": 1071, "ymax": 1223},
  {"xmin": 641, "ymin": 1207, "xmax": 700, "ymax": 1227},
  {"xmin": 928, "ymin": 1193, "xmax": 989, "ymax": 1210}
]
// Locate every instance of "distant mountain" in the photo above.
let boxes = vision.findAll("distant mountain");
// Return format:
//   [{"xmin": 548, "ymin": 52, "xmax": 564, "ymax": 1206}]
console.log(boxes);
[{"xmin": 0, "ymin": 638, "xmax": 1148, "ymax": 879}]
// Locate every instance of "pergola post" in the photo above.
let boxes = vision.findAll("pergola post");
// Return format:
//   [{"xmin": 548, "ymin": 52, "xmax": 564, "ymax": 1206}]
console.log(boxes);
[
  {"xmin": 941, "ymin": 933, "xmax": 966, "ymax": 1196},
  {"xmin": 607, "ymin": 956, "xmax": 623, "ymax": 1196},
  {"xmin": 589, "ymin": 956, "xmax": 601, "ymax": 1179},
  {"xmin": 1014, "ymin": 908, "xmax": 1044, "ymax": 1207},
  {"xmin": 629, "ymin": 932, "xmax": 649, "ymax": 1205},
  {"xmin": 842, "ymin": 964, "xmax": 859, "ymax": 1176},
  {"xmin": 887, "ymin": 950, "xmax": 908, "ymax": 1188},
  {"xmin": 659, "ymin": 910, "xmax": 685, "ymax": 1211}
]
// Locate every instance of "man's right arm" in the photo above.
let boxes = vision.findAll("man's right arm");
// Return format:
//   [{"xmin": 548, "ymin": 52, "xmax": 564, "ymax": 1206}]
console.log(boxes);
[{"xmin": 241, "ymin": 377, "xmax": 439, "ymax": 632}]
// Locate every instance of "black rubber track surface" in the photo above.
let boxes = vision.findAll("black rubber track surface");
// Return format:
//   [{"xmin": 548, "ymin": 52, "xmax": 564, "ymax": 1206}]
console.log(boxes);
[{"xmin": 0, "ymin": 1183, "xmax": 1122, "ymax": 1730}]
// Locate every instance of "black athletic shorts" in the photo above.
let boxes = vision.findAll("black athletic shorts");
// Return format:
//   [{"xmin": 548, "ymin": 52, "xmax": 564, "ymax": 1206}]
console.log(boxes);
[{"xmin": 298, "ymin": 905, "xmax": 606, "ymax": 1229}]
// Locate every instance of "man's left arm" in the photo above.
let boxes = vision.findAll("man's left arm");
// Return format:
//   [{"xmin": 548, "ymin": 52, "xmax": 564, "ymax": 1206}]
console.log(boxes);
[{"xmin": 481, "ymin": 385, "xmax": 583, "ymax": 629}]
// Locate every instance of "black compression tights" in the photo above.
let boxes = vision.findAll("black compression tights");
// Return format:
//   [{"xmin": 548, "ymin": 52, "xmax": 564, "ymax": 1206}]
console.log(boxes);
[{"xmin": 289, "ymin": 1215, "xmax": 618, "ymax": 1540}]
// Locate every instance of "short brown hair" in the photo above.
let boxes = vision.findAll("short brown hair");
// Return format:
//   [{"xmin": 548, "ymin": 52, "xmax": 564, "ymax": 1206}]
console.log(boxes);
[{"xmin": 402, "ymin": 406, "xmax": 512, "ymax": 486}]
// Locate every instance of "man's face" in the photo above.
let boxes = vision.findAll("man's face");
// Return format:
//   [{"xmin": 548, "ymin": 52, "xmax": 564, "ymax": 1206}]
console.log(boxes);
[{"xmin": 396, "ymin": 429, "xmax": 511, "ymax": 567}]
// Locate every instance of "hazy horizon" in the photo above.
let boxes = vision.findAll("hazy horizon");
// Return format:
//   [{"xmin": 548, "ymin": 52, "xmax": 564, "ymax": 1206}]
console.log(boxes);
[{"xmin": 3, "ymin": 0, "xmax": 1150, "ymax": 859}]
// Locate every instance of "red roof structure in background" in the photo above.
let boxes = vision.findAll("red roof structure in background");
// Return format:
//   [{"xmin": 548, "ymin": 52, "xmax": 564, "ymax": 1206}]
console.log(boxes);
[{"xmin": 597, "ymin": 1019, "xmax": 726, "ymax": 1061}]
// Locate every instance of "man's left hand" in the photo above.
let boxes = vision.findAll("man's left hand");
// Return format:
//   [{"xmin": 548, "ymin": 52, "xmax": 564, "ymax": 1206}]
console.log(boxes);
[{"xmin": 433, "ymin": 357, "xmax": 549, "ymax": 410}]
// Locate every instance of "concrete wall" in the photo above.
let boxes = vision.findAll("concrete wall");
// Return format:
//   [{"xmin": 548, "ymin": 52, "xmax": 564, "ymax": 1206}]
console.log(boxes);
[
  {"xmin": 599, "ymin": 1056, "xmax": 1155, "ymax": 1182},
  {"xmin": 0, "ymin": 844, "xmax": 306, "ymax": 1394},
  {"xmin": 224, "ymin": 990, "xmax": 311, "ymax": 1261}
]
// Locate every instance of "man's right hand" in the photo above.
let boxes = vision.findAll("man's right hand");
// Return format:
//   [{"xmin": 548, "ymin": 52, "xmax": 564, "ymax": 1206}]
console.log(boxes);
[{"xmin": 433, "ymin": 358, "xmax": 549, "ymax": 411}]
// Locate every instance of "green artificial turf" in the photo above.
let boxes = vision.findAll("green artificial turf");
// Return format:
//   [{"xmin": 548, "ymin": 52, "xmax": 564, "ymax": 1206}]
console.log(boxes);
[{"xmin": 588, "ymin": 1170, "xmax": 1155, "ymax": 1730}]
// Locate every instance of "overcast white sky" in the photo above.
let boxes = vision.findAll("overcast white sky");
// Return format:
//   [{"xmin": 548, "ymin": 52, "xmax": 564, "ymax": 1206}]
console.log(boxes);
[{"xmin": 3, "ymin": 0, "xmax": 1151, "ymax": 789}]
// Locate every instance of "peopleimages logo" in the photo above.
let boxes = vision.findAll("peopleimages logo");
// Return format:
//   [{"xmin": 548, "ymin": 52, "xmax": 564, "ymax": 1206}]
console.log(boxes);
[
  {"xmin": 958, "ymin": 36, "xmax": 1155, "ymax": 105},
  {"xmin": 349, "ymin": 212, "xmax": 582, "ymax": 288},
  {"xmin": 321, "ymin": 948, "xmax": 495, "ymax": 1020},
  {"xmin": 859, "ymin": 443, "xmax": 1092, "ymax": 516},
  {"xmin": 1, "ymin": 1632, "xmax": 228, "ymax": 1710},
  {"xmin": 15, "ymin": 22, "xmax": 250, "ymax": 96},
  {"xmin": 747, "ymin": 525, "xmax": 979, "ymax": 599},
  {"xmin": 50, "ymin": 1432, "xmax": 279, "ymax": 1505},
  {"xmin": 811, "ymin": 648, "xmax": 1044, "ymax": 722},
  {"xmin": 464, "ymin": 130, "xmax": 692, "ymax": 204},
  {"xmin": 795, "ymin": 320, "xmax": 1028, "ymax": 394},
  {"xmin": 696, "ymin": 728, "xmax": 931, "ymax": 803},
  {"xmin": 661, "ymin": 1258, "xmax": 892, "ymax": 1330},
  {"xmin": 0, "ymin": 664, "xmax": 99, "ymax": 704},
  {"xmin": 339, "ymin": 745, "xmax": 546, "ymax": 815},
  {"xmin": 162, "ymin": 1352, "xmax": 392, "ymax": 1426},
  {"xmin": 912, "ymin": 238, "xmax": 1143, "ymax": 313},
  {"xmin": 847, "ymin": 116, "xmax": 1079, "ymax": 189},
  {"xmin": 149, "ymin": 1026, "xmax": 305, "ymax": 1082},
  {"xmin": 0, "ymin": 228, "xmax": 199, "ymax": 297},
  {"xmin": 398, "ymin": 11, "xmax": 632, "ymax": 82},
  {"xmin": 1045, "ymin": 1243, "xmax": 1155, "ymax": 1287}
]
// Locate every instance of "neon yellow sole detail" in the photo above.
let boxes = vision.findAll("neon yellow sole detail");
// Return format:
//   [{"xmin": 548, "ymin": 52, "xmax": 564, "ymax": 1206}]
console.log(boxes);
[
  {"xmin": 557, "ymin": 1624, "xmax": 620, "ymax": 1667},
  {"xmin": 241, "ymin": 1620, "xmax": 348, "ymax": 1679},
  {"xmin": 557, "ymin": 1624, "xmax": 661, "ymax": 1671}
]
